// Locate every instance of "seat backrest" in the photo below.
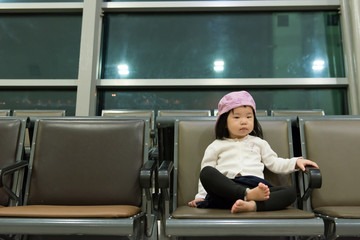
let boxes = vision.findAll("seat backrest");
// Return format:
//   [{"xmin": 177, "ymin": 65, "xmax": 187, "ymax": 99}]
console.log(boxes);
[
  {"xmin": 175, "ymin": 117, "xmax": 293, "ymax": 208},
  {"xmin": 0, "ymin": 110, "xmax": 11, "ymax": 116},
  {"xmin": 156, "ymin": 116, "xmax": 217, "ymax": 162},
  {"xmin": 102, "ymin": 109, "xmax": 155, "ymax": 132},
  {"xmin": 271, "ymin": 110, "xmax": 325, "ymax": 117},
  {"xmin": 0, "ymin": 118, "xmax": 26, "ymax": 206},
  {"xmin": 13, "ymin": 110, "xmax": 66, "ymax": 151},
  {"xmin": 158, "ymin": 110, "xmax": 211, "ymax": 117},
  {"xmin": 299, "ymin": 116, "xmax": 360, "ymax": 208},
  {"xmin": 24, "ymin": 117, "xmax": 148, "ymax": 207},
  {"xmin": 256, "ymin": 110, "xmax": 268, "ymax": 116},
  {"xmin": 13, "ymin": 110, "xmax": 66, "ymax": 117},
  {"xmin": 214, "ymin": 109, "xmax": 267, "ymax": 116}
]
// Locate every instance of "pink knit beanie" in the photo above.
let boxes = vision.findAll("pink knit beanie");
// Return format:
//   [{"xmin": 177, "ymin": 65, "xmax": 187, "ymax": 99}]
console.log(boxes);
[{"xmin": 217, "ymin": 91, "xmax": 256, "ymax": 118}]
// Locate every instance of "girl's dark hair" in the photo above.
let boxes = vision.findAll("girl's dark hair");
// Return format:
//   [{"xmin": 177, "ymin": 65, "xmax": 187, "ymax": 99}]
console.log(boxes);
[{"xmin": 215, "ymin": 108, "xmax": 263, "ymax": 139}]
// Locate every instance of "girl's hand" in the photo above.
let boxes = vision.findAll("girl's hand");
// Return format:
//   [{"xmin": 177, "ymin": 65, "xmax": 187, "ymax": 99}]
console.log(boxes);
[
  {"xmin": 296, "ymin": 158, "xmax": 319, "ymax": 171},
  {"xmin": 188, "ymin": 198, "xmax": 205, "ymax": 207}
]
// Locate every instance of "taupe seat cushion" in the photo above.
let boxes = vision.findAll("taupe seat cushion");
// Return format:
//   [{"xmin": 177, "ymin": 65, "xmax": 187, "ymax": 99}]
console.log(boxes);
[
  {"xmin": 172, "ymin": 206, "xmax": 315, "ymax": 219},
  {"xmin": 0, "ymin": 205, "xmax": 141, "ymax": 218},
  {"xmin": 314, "ymin": 206, "xmax": 360, "ymax": 219}
]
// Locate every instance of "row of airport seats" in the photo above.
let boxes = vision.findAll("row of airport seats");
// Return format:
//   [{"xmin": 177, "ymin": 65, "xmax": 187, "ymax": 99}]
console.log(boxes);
[
  {"xmin": 0, "ymin": 108, "xmax": 326, "ymax": 118},
  {"xmin": 0, "ymin": 107, "xmax": 325, "ymax": 164},
  {"xmin": 102, "ymin": 109, "xmax": 325, "ymax": 119},
  {"xmin": 0, "ymin": 110, "xmax": 66, "ymax": 117},
  {"xmin": 214, "ymin": 109, "xmax": 325, "ymax": 117},
  {"xmin": 0, "ymin": 108, "xmax": 324, "ymax": 151},
  {"xmin": 0, "ymin": 114, "xmax": 359, "ymax": 239},
  {"xmin": 102, "ymin": 108, "xmax": 325, "ymax": 158}
]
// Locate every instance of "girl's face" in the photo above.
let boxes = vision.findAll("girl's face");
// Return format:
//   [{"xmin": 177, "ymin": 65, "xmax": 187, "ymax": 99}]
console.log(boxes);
[{"xmin": 226, "ymin": 106, "xmax": 254, "ymax": 139}]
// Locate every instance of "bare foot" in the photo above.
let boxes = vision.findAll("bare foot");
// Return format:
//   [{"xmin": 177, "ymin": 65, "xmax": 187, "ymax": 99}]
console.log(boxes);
[
  {"xmin": 231, "ymin": 200, "xmax": 256, "ymax": 213},
  {"xmin": 246, "ymin": 182, "xmax": 270, "ymax": 201}
]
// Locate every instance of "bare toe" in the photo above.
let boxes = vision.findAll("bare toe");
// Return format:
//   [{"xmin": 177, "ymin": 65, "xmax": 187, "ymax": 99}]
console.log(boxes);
[{"xmin": 258, "ymin": 182, "xmax": 268, "ymax": 190}]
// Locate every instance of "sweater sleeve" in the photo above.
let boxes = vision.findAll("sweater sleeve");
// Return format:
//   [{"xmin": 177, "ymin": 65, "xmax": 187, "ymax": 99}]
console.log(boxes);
[
  {"xmin": 260, "ymin": 139, "xmax": 297, "ymax": 174},
  {"xmin": 194, "ymin": 143, "xmax": 217, "ymax": 199}
]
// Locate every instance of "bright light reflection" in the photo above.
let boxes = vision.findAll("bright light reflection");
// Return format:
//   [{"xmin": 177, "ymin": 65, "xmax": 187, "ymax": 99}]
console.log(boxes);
[
  {"xmin": 312, "ymin": 60, "xmax": 325, "ymax": 71},
  {"xmin": 214, "ymin": 60, "xmax": 224, "ymax": 72},
  {"xmin": 117, "ymin": 64, "xmax": 129, "ymax": 75}
]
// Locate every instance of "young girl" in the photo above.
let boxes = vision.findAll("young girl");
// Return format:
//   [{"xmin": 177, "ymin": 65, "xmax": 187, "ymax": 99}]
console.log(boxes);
[{"xmin": 188, "ymin": 91, "xmax": 318, "ymax": 213}]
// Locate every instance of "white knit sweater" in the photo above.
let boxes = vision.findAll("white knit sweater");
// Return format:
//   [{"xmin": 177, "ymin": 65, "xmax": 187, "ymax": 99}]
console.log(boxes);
[{"xmin": 195, "ymin": 135, "xmax": 298, "ymax": 199}]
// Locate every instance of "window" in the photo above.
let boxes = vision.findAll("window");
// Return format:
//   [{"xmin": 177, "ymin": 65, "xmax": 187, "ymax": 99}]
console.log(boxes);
[
  {"xmin": 101, "ymin": 11, "xmax": 344, "ymax": 79},
  {"xmin": 0, "ymin": 13, "xmax": 82, "ymax": 79}
]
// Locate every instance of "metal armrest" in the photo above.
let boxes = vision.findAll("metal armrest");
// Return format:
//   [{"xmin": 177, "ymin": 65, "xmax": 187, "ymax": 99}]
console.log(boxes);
[
  {"xmin": 0, "ymin": 160, "xmax": 28, "ymax": 205},
  {"xmin": 0, "ymin": 160, "xmax": 28, "ymax": 187},
  {"xmin": 140, "ymin": 160, "xmax": 156, "ymax": 189},
  {"xmin": 159, "ymin": 161, "xmax": 174, "ymax": 189},
  {"xmin": 302, "ymin": 167, "xmax": 322, "ymax": 201},
  {"xmin": 139, "ymin": 160, "xmax": 157, "ymax": 237},
  {"xmin": 158, "ymin": 161, "xmax": 174, "ymax": 220}
]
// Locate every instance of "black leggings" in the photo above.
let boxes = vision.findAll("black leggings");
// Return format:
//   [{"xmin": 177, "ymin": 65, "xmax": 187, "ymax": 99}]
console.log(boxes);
[{"xmin": 199, "ymin": 166, "xmax": 296, "ymax": 211}]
